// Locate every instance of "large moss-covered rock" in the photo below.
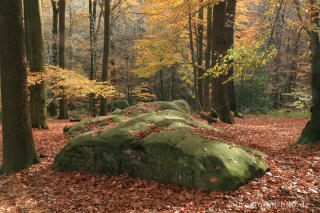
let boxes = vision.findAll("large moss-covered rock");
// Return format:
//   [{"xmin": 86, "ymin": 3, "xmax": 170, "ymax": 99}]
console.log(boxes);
[{"xmin": 55, "ymin": 100, "xmax": 268, "ymax": 192}]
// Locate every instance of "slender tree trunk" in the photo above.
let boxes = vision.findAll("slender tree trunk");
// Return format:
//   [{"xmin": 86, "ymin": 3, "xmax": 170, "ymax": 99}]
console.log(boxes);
[
  {"xmin": 296, "ymin": 0, "xmax": 320, "ymax": 145},
  {"xmin": 211, "ymin": 1, "xmax": 234, "ymax": 124},
  {"xmin": 51, "ymin": 0, "xmax": 59, "ymax": 66},
  {"xmin": 68, "ymin": 5, "xmax": 74, "ymax": 69},
  {"xmin": 0, "ymin": 0, "xmax": 40, "ymax": 174},
  {"xmin": 188, "ymin": 1, "xmax": 202, "ymax": 111},
  {"xmin": 204, "ymin": 5, "xmax": 212, "ymax": 112},
  {"xmin": 100, "ymin": 0, "xmax": 111, "ymax": 115},
  {"xmin": 58, "ymin": 0, "xmax": 68, "ymax": 119},
  {"xmin": 225, "ymin": 0, "xmax": 239, "ymax": 117},
  {"xmin": 197, "ymin": 1, "xmax": 205, "ymax": 109},
  {"xmin": 89, "ymin": 0, "xmax": 97, "ymax": 116},
  {"xmin": 159, "ymin": 68, "xmax": 164, "ymax": 101},
  {"xmin": 171, "ymin": 66, "xmax": 176, "ymax": 101},
  {"xmin": 48, "ymin": 0, "xmax": 59, "ymax": 117},
  {"xmin": 24, "ymin": 0, "xmax": 48, "ymax": 129}
]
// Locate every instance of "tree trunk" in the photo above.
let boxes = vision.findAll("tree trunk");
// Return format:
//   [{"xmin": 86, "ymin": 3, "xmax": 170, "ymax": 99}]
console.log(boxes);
[
  {"xmin": 188, "ymin": 1, "xmax": 202, "ymax": 111},
  {"xmin": 58, "ymin": 0, "xmax": 68, "ymax": 119},
  {"xmin": 89, "ymin": 0, "xmax": 97, "ymax": 116},
  {"xmin": 171, "ymin": 66, "xmax": 176, "ymax": 101},
  {"xmin": 0, "ymin": 0, "xmax": 40, "ymax": 174},
  {"xmin": 100, "ymin": 0, "xmax": 111, "ymax": 116},
  {"xmin": 159, "ymin": 68, "xmax": 164, "ymax": 101},
  {"xmin": 197, "ymin": 1, "xmax": 205, "ymax": 109},
  {"xmin": 204, "ymin": 5, "xmax": 212, "ymax": 112},
  {"xmin": 48, "ymin": 101, "xmax": 57, "ymax": 117},
  {"xmin": 296, "ymin": 0, "xmax": 320, "ymax": 145},
  {"xmin": 49, "ymin": 0, "xmax": 59, "ymax": 116},
  {"xmin": 211, "ymin": 1, "xmax": 234, "ymax": 124},
  {"xmin": 225, "ymin": 0, "xmax": 239, "ymax": 117},
  {"xmin": 51, "ymin": 0, "xmax": 59, "ymax": 66},
  {"xmin": 24, "ymin": 0, "xmax": 48, "ymax": 129}
]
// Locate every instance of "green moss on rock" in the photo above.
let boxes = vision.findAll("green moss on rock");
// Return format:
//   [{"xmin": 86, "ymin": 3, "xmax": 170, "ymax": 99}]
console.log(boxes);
[
  {"xmin": 55, "ymin": 100, "xmax": 268, "ymax": 192},
  {"xmin": 107, "ymin": 99, "xmax": 130, "ymax": 112}
]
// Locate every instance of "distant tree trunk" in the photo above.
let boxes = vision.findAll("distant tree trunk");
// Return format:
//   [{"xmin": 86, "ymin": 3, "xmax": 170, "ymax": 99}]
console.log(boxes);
[
  {"xmin": 197, "ymin": 1, "xmax": 205, "ymax": 109},
  {"xmin": 296, "ymin": 0, "xmax": 320, "ymax": 145},
  {"xmin": 48, "ymin": 101, "xmax": 57, "ymax": 116},
  {"xmin": 24, "ymin": 0, "xmax": 48, "ymax": 129},
  {"xmin": 188, "ymin": 1, "xmax": 202, "ymax": 111},
  {"xmin": 0, "ymin": 0, "xmax": 40, "ymax": 174},
  {"xmin": 68, "ymin": 5, "xmax": 74, "ymax": 69},
  {"xmin": 204, "ymin": 5, "xmax": 212, "ymax": 112},
  {"xmin": 51, "ymin": 0, "xmax": 59, "ymax": 66},
  {"xmin": 100, "ymin": 0, "xmax": 111, "ymax": 116},
  {"xmin": 159, "ymin": 68, "xmax": 164, "ymax": 101},
  {"xmin": 211, "ymin": 1, "xmax": 234, "ymax": 124},
  {"xmin": 58, "ymin": 0, "xmax": 68, "ymax": 119},
  {"xmin": 225, "ymin": 0, "xmax": 239, "ymax": 117},
  {"xmin": 48, "ymin": 0, "xmax": 59, "ymax": 117},
  {"xmin": 89, "ymin": 0, "xmax": 97, "ymax": 116},
  {"xmin": 171, "ymin": 66, "xmax": 176, "ymax": 101}
]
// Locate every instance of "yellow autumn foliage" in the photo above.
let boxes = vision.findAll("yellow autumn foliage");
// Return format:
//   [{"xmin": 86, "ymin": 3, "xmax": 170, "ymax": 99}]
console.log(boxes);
[{"xmin": 28, "ymin": 65, "xmax": 116, "ymax": 99}]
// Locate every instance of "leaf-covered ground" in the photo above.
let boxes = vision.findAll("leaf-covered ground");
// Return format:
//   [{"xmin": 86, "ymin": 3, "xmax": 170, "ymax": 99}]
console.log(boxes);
[{"xmin": 0, "ymin": 116, "xmax": 319, "ymax": 212}]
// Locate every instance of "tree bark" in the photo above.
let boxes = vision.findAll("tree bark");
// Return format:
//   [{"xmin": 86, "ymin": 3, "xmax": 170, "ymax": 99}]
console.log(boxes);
[
  {"xmin": 89, "ymin": 0, "xmax": 97, "ymax": 116},
  {"xmin": 24, "ymin": 0, "xmax": 48, "ymax": 129},
  {"xmin": 51, "ymin": 0, "xmax": 59, "ymax": 66},
  {"xmin": 188, "ymin": 1, "xmax": 202, "ymax": 111},
  {"xmin": 204, "ymin": 5, "xmax": 212, "ymax": 112},
  {"xmin": 211, "ymin": 1, "xmax": 234, "ymax": 124},
  {"xmin": 48, "ymin": 0, "xmax": 59, "ymax": 116},
  {"xmin": 159, "ymin": 68, "xmax": 164, "ymax": 101},
  {"xmin": 296, "ymin": 0, "xmax": 320, "ymax": 145},
  {"xmin": 171, "ymin": 65, "xmax": 176, "ymax": 101},
  {"xmin": 58, "ymin": 0, "xmax": 68, "ymax": 119},
  {"xmin": 225, "ymin": 0, "xmax": 239, "ymax": 117},
  {"xmin": 100, "ymin": 0, "xmax": 111, "ymax": 115},
  {"xmin": 197, "ymin": 1, "xmax": 205, "ymax": 109},
  {"xmin": 0, "ymin": 0, "xmax": 40, "ymax": 174}
]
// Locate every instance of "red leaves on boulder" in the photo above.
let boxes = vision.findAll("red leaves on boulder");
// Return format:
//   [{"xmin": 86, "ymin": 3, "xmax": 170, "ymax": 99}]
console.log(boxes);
[
  {"xmin": 210, "ymin": 176, "xmax": 217, "ymax": 183},
  {"xmin": 134, "ymin": 124, "xmax": 167, "ymax": 139}
]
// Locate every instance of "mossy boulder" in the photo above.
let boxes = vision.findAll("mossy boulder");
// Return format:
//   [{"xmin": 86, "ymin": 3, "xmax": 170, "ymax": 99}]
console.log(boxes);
[{"xmin": 55, "ymin": 100, "xmax": 268, "ymax": 192}]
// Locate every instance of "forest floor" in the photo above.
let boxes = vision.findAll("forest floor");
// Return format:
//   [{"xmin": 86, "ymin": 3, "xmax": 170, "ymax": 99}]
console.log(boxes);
[{"xmin": 0, "ymin": 116, "xmax": 319, "ymax": 212}]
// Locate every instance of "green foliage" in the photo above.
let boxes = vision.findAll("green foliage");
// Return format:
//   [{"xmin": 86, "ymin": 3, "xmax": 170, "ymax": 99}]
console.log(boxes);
[
  {"xmin": 249, "ymin": 111, "xmax": 311, "ymax": 118},
  {"xmin": 235, "ymin": 72, "xmax": 273, "ymax": 113}
]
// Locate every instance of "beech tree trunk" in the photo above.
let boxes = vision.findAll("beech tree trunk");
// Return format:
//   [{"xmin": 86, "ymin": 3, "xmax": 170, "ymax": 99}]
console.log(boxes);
[
  {"xmin": 225, "ymin": 0, "xmax": 239, "ymax": 117},
  {"xmin": 204, "ymin": 5, "xmax": 212, "ymax": 112},
  {"xmin": 188, "ymin": 1, "xmax": 202, "ymax": 111},
  {"xmin": 0, "ymin": 0, "xmax": 40, "ymax": 174},
  {"xmin": 211, "ymin": 1, "xmax": 234, "ymax": 124},
  {"xmin": 100, "ymin": 0, "xmax": 111, "ymax": 115},
  {"xmin": 58, "ymin": 0, "xmax": 68, "ymax": 120},
  {"xmin": 51, "ymin": 0, "xmax": 59, "ymax": 65},
  {"xmin": 89, "ymin": 0, "xmax": 97, "ymax": 116},
  {"xmin": 47, "ymin": 0, "xmax": 59, "ymax": 117},
  {"xmin": 197, "ymin": 1, "xmax": 205, "ymax": 109},
  {"xmin": 24, "ymin": 0, "xmax": 48, "ymax": 129},
  {"xmin": 159, "ymin": 68, "xmax": 164, "ymax": 101},
  {"xmin": 296, "ymin": 0, "xmax": 320, "ymax": 145}
]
